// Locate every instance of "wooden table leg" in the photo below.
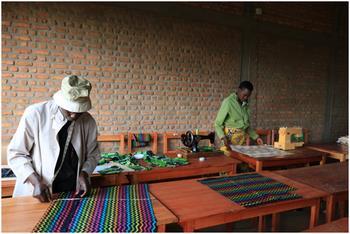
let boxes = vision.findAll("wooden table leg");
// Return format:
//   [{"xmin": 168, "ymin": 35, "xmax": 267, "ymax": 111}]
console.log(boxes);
[
  {"xmin": 256, "ymin": 161, "xmax": 263, "ymax": 172},
  {"xmin": 229, "ymin": 164, "xmax": 237, "ymax": 175},
  {"xmin": 309, "ymin": 201, "xmax": 320, "ymax": 228},
  {"xmin": 320, "ymin": 155, "xmax": 326, "ymax": 165},
  {"xmin": 326, "ymin": 195, "xmax": 335, "ymax": 223},
  {"xmin": 339, "ymin": 154, "xmax": 346, "ymax": 162},
  {"xmin": 271, "ymin": 213, "xmax": 280, "ymax": 232},
  {"xmin": 181, "ymin": 221, "xmax": 194, "ymax": 232},
  {"xmin": 338, "ymin": 200, "xmax": 346, "ymax": 219},
  {"xmin": 126, "ymin": 174, "xmax": 138, "ymax": 184},
  {"xmin": 157, "ymin": 224, "xmax": 166, "ymax": 232},
  {"xmin": 258, "ymin": 215, "xmax": 265, "ymax": 232}
]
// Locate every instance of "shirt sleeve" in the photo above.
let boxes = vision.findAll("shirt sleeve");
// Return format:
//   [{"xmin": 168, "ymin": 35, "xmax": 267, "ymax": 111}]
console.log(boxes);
[
  {"xmin": 214, "ymin": 99, "xmax": 229, "ymax": 139},
  {"xmin": 248, "ymin": 128, "xmax": 259, "ymax": 140},
  {"xmin": 81, "ymin": 117, "xmax": 100, "ymax": 175},
  {"xmin": 7, "ymin": 107, "xmax": 36, "ymax": 184}
]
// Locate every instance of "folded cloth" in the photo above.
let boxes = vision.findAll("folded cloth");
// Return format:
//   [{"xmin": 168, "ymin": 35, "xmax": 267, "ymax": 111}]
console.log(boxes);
[{"xmin": 132, "ymin": 133, "xmax": 151, "ymax": 147}]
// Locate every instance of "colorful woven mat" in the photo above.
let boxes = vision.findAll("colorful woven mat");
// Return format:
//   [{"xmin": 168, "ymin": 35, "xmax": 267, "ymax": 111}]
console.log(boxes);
[
  {"xmin": 199, "ymin": 173, "xmax": 302, "ymax": 207},
  {"xmin": 33, "ymin": 184, "xmax": 157, "ymax": 232},
  {"xmin": 132, "ymin": 133, "xmax": 151, "ymax": 147}
]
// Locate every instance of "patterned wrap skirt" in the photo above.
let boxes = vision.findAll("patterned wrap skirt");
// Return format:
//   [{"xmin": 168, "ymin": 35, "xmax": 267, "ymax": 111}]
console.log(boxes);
[{"xmin": 220, "ymin": 127, "xmax": 247, "ymax": 155}]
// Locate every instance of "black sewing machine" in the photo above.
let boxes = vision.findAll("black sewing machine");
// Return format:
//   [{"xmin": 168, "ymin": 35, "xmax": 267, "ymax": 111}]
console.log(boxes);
[{"xmin": 181, "ymin": 131, "xmax": 215, "ymax": 153}]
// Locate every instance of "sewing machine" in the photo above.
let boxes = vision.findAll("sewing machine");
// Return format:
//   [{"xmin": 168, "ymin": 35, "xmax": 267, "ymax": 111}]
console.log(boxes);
[
  {"xmin": 274, "ymin": 127, "xmax": 304, "ymax": 150},
  {"xmin": 181, "ymin": 131, "xmax": 215, "ymax": 153}
]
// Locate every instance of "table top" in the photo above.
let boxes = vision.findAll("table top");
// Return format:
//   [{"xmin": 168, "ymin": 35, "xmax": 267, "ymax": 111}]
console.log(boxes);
[
  {"xmin": 274, "ymin": 162, "xmax": 348, "ymax": 194},
  {"xmin": 306, "ymin": 143, "xmax": 348, "ymax": 156},
  {"xmin": 1, "ymin": 194, "xmax": 177, "ymax": 232},
  {"xmin": 230, "ymin": 147, "xmax": 324, "ymax": 161},
  {"xmin": 305, "ymin": 217, "xmax": 348, "ymax": 232},
  {"xmin": 132, "ymin": 152, "xmax": 239, "ymax": 175},
  {"xmin": 149, "ymin": 171, "xmax": 327, "ymax": 223}
]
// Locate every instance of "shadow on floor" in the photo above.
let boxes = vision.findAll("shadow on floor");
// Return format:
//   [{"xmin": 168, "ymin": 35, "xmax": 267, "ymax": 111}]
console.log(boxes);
[{"xmin": 165, "ymin": 200, "xmax": 348, "ymax": 232}]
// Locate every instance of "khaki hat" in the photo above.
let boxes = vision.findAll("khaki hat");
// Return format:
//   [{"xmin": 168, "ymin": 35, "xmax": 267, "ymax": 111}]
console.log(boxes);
[{"xmin": 53, "ymin": 75, "xmax": 92, "ymax": 113}]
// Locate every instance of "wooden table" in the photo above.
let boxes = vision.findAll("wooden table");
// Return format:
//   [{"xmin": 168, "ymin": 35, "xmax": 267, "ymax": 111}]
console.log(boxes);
[
  {"xmin": 304, "ymin": 217, "xmax": 348, "ymax": 232},
  {"xmin": 275, "ymin": 162, "xmax": 348, "ymax": 223},
  {"xmin": 2, "ymin": 194, "xmax": 177, "ymax": 232},
  {"xmin": 150, "ymin": 171, "xmax": 327, "ymax": 232},
  {"xmin": 229, "ymin": 147, "xmax": 326, "ymax": 172},
  {"xmin": 3, "ymin": 153, "xmax": 238, "ymax": 198},
  {"xmin": 1, "ymin": 179, "xmax": 15, "ymax": 198},
  {"xmin": 306, "ymin": 143, "xmax": 348, "ymax": 162},
  {"xmin": 92, "ymin": 152, "xmax": 239, "ymax": 186}
]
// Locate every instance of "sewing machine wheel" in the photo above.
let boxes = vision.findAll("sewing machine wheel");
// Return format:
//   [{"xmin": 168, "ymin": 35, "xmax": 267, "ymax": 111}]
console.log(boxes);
[{"xmin": 181, "ymin": 131, "xmax": 194, "ymax": 147}]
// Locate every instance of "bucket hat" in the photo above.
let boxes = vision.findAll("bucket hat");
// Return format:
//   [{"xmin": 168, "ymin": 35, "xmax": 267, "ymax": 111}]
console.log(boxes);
[{"xmin": 53, "ymin": 75, "xmax": 92, "ymax": 113}]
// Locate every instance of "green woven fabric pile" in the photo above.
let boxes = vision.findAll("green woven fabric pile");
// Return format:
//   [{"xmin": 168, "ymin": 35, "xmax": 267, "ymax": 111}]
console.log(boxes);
[
  {"xmin": 140, "ymin": 151, "xmax": 189, "ymax": 168},
  {"xmin": 98, "ymin": 152, "xmax": 149, "ymax": 171},
  {"xmin": 97, "ymin": 151, "xmax": 189, "ymax": 175}
]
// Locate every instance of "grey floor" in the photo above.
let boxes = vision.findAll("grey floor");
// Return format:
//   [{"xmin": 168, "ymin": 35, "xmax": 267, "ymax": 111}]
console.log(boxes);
[{"xmin": 165, "ymin": 195, "xmax": 348, "ymax": 232}]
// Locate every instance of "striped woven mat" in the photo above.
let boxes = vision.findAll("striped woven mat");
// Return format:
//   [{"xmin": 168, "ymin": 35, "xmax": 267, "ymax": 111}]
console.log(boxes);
[
  {"xmin": 199, "ymin": 173, "xmax": 302, "ymax": 207},
  {"xmin": 33, "ymin": 184, "xmax": 157, "ymax": 232}
]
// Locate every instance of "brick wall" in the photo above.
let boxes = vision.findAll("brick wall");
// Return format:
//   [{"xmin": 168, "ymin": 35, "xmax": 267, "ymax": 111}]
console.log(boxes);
[
  {"xmin": 1, "ymin": 2, "xmax": 241, "ymax": 153},
  {"xmin": 2, "ymin": 2, "xmax": 348, "ymax": 160},
  {"xmin": 254, "ymin": 35, "xmax": 330, "ymax": 142}
]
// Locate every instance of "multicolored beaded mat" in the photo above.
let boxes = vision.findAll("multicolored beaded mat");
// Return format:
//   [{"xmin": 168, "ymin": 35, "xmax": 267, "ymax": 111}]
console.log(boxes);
[
  {"xmin": 199, "ymin": 173, "xmax": 302, "ymax": 207},
  {"xmin": 33, "ymin": 184, "xmax": 157, "ymax": 232}
]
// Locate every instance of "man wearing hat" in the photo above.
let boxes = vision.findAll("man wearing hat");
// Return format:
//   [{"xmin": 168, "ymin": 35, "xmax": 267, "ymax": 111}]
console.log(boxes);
[{"xmin": 8, "ymin": 75, "xmax": 100, "ymax": 202}]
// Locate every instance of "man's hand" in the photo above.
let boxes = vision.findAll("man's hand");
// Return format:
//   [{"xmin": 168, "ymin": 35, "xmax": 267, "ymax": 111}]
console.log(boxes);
[
  {"xmin": 26, "ymin": 173, "xmax": 51, "ymax": 202},
  {"xmin": 75, "ymin": 171, "xmax": 91, "ymax": 198},
  {"xmin": 221, "ymin": 137, "xmax": 232, "ymax": 151},
  {"xmin": 256, "ymin": 137, "xmax": 264, "ymax": 145}
]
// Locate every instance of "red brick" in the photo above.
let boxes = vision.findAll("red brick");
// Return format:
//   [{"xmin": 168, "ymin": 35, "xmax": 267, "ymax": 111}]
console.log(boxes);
[
  {"xmin": 51, "ymin": 64, "xmax": 68, "ymax": 69},
  {"xmin": 32, "ymin": 87, "xmax": 48, "ymax": 92},
  {"xmin": 2, "ymin": 73, "xmax": 13, "ymax": 78},
  {"xmin": 33, "ymin": 49, "xmax": 49, "ymax": 55},
  {"xmin": 2, "ymin": 34, "xmax": 11, "ymax": 39},
  {"xmin": 14, "ymin": 35, "xmax": 31, "ymax": 41},
  {"xmin": 2, "ymin": 60, "xmax": 14, "ymax": 65},
  {"xmin": 14, "ymin": 48, "xmax": 32, "ymax": 54},
  {"xmin": 33, "ymin": 62, "xmax": 48, "ymax": 67},
  {"xmin": 14, "ymin": 22, "xmax": 30, "ymax": 28},
  {"xmin": 16, "ymin": 61, "xmax": 33, "ymax": 66},
  {"xmin": 13, "ymin": 86, "xmax": 30, "ymax": 92},
  {"xmin": 86, "ymin": 66, "xmax": 100, "ymax": 71},
  {"xmin": 32, "ymin": 24, "xmax": 49, "ymax": 30},
  {"xmin": 16, "ymin": 73, "xmax": 31, "ymax": 79},
  {"xmin": 36, "ymin": 74, "xmax": 49, "ymax": 79},
  {"xmin": 2, "ymin": 47, "xmax": 11, "ymax": 53},
  {"xmin": 71, "ymin": 65, "xmax": 85, "ymax": 70}
]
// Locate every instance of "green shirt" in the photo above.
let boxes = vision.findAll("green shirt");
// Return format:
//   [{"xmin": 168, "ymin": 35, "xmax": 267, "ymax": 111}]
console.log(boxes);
[{"xmin": 214, "ymin": 93, "xmax": 259, "ymax": 140}]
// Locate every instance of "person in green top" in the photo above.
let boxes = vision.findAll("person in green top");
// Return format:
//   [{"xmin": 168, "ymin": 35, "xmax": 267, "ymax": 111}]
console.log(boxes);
[{"xmin": 215, "ymin": 80, "xmax": 263, "ymax": 155}]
